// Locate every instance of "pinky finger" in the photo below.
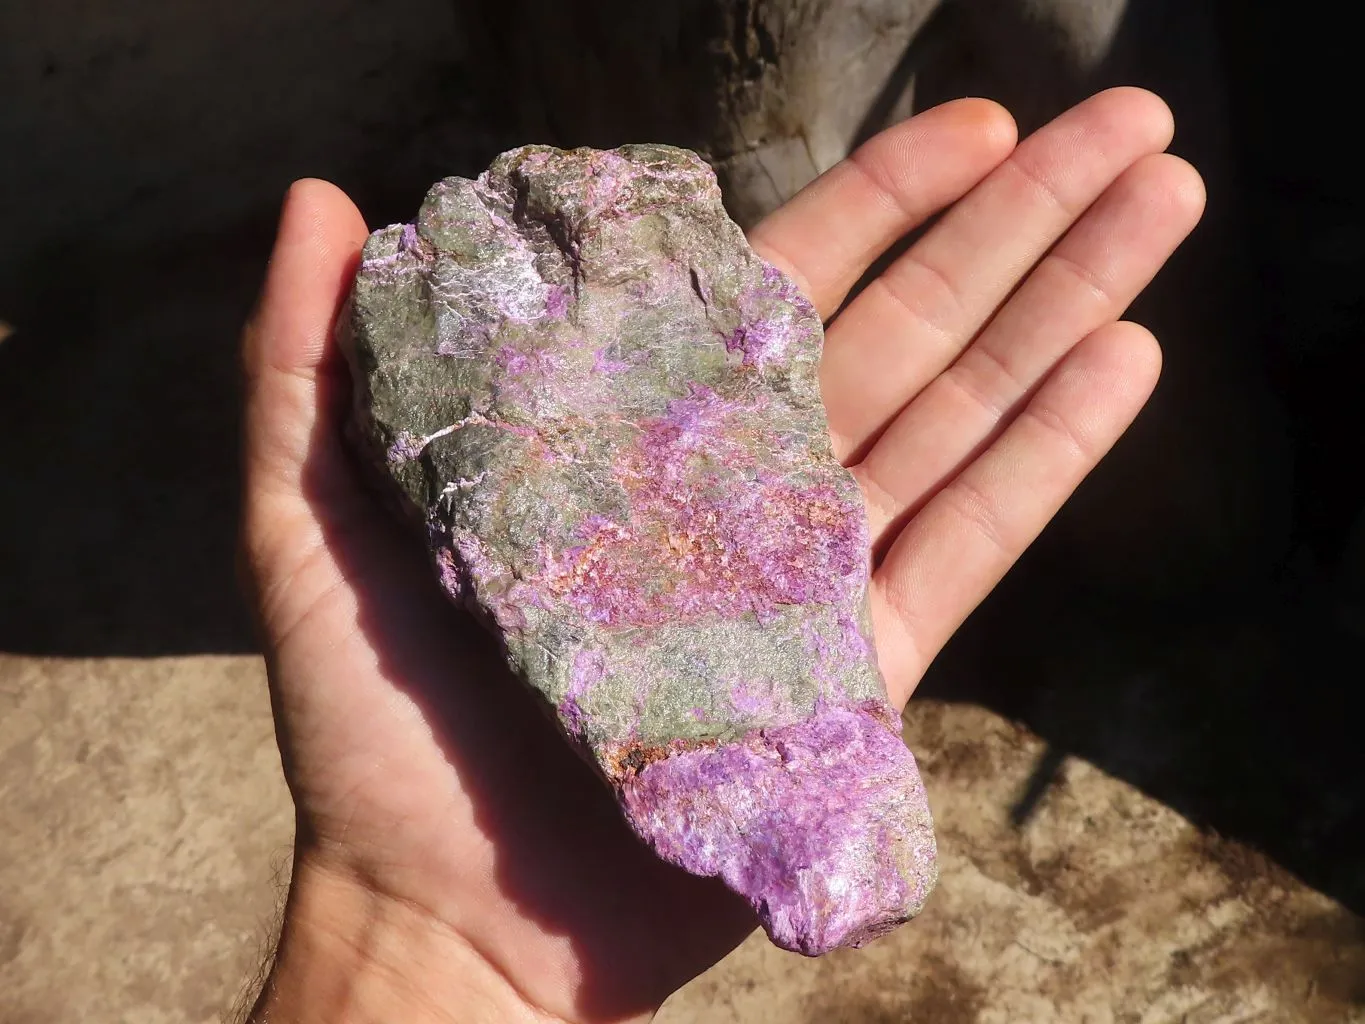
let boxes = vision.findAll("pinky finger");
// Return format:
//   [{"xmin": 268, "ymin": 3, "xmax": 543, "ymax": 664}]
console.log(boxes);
[{"xmin": 871, "ymin": 321, "xmax": 1163, "ymax": 704}]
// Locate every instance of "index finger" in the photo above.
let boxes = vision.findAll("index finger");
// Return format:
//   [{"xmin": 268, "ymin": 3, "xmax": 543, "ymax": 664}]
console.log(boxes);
[
  {"xmin": 242, "ymin": 179, "xmax": 368, "ymax": 503},
  {"xmin": 747, "ymin": 98, "xmax": 1017, "ymax": 319}
]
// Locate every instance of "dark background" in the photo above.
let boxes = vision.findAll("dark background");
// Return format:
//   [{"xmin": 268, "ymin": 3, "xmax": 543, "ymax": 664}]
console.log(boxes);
[{"xmin": 2, "ymin": 0, "xmax": 1361, "ymax": 930}]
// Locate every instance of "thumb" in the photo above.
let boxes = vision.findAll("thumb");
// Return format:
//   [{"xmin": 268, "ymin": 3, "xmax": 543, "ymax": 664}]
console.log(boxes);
[
  {"xmin": 242, "ymin": 179, "xmax": 368, "ymax": 504},
  {"xmin": 240, "ymin": 180, "xmax": 368, "ymax": 613}
]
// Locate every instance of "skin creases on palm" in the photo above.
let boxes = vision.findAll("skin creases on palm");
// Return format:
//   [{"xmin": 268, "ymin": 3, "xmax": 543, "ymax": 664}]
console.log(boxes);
[{"xmin": 242, "ymin": 89, "xmax": 1201, "ymax": 1020}]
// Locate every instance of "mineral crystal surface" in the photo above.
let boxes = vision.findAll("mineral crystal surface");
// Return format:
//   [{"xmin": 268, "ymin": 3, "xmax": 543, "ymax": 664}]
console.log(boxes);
[{"xmin": 343, "ymin": 144, "xmax": 937, "ymax": 954}]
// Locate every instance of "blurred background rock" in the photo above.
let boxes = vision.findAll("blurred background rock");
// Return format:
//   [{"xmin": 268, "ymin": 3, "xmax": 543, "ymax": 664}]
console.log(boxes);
[{"xmin": 2, "ymin": 0, "xmax": 1362, "ymax": 1019}]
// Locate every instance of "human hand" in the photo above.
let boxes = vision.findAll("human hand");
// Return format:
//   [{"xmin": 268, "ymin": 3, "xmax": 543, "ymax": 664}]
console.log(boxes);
[{"xmin": 240, "ymin": 87, "xmax": 1201, "ymax": 1023}]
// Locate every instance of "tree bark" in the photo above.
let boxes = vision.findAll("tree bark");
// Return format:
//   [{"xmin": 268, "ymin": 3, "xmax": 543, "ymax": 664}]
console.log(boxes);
[{"xmin": 459, "ymin": 0, "xmax": 939, "ymax": 225}]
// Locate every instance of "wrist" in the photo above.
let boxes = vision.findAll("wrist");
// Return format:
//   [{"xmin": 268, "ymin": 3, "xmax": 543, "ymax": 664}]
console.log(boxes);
[{"xmin": 248, "ymin": 855, "xmax": 558, "ymax": 1024}]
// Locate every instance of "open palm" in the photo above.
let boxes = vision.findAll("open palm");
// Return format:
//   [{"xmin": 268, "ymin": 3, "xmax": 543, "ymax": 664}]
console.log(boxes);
[{"xmin": 241, "ymin": 89, "xmax": 1202, "ymax": 1023}]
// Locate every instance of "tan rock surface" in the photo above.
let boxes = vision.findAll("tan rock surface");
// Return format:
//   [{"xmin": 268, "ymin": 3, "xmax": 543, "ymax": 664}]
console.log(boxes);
[
  {"xmin": 0, "ymin": 655, "xmax": 292, "ymax": 1024},
  {"xmin": 4, "ymin": 654, "xmax": 1359, "ymax": 1022}
]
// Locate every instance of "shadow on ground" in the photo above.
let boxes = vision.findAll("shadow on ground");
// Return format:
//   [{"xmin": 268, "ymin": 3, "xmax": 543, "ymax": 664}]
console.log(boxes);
[{"xmin": 921, "ymin": 556, "xmax": 1365, "ymax": 920}]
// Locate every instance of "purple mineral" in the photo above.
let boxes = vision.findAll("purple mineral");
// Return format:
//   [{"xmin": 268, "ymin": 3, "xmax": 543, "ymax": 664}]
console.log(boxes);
[{"xmin": 343, "ymin": 144, "xmax": 937, "ymax": 954}]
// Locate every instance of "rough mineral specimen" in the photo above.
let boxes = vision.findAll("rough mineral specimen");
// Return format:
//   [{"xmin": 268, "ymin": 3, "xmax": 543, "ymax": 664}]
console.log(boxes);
[{"xmin": 343, "ymin": 144, "xmax": 937, "ymax": 954}]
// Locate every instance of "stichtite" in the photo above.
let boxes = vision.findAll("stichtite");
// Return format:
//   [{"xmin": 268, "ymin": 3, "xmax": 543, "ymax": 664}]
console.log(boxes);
[{"xmin": 341, "ymin": 144, "xmax": 937, "ymax": 955}]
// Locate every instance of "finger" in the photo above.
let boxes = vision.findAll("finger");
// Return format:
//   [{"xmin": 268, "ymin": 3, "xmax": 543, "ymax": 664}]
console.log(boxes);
[
  {"xmin": 748, "ymin": 98, "xmax": 1017, "ymax": 318},
  {"xmin": 242, "ymin": 179, "xmax": 368, "ymax": 500},
  {"xmin": 855, "ymin": 153, "xmax": 1204, "ymax": 547},
  {"xmin": 822, "ymin": 87, "xmax": 1174, "ymax": 462},
  {"xmin": 871, "ymin": 322, "xmax": 1161, "ymax": 703}
]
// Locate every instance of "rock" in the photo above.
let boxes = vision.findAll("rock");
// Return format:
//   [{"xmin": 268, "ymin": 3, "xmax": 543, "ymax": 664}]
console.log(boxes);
[{"xmin": 342, "ymin": 144, "xmax": 937, "ymax": 954}]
